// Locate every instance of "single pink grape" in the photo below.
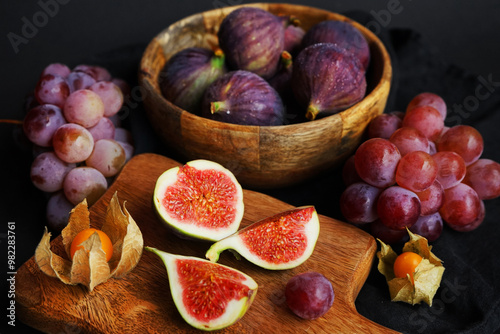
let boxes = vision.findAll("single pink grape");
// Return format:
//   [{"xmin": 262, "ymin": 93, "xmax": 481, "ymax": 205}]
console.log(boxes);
[
  {"xmin": 63, "ymin": 89, "xmax": 105, "ymax": 128},
  {"xmin": 35, "ymin": 74, "xmax": 70, "ymax": 108},
  {"xmin": 89, "ymin": 81, "xmax": 124, "ymax": 117},
  {"xmin": 52, "ymin": 123, "xmax": 94, "ymax": 163}
]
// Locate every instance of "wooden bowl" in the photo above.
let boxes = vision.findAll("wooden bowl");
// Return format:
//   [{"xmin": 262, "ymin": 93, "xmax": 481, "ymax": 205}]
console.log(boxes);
[{"xmin": 139, "ymin": 3, "xmax": 392, "ymax": 189}]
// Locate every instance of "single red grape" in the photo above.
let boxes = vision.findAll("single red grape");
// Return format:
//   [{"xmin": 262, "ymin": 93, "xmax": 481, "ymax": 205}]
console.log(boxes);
[
  {"xmin": 342, "ymin": 155, "xmax": 363, "ymax": 186},
  {"xmin": 402, "ymin": 105, "xmax": 444, "ymax": 141},
  {"xmin": 396, "ymin": 151, "xmax": 438, "ymax": 192},
  {"xmin": 377, "ymin": 186, "xmax": 421, "ymax": 230},
  {"xmin": 415, "ymin": 179, "xmax": 444, "ymax": 216},
  {"xmin": 432, "ymin": 151, "xmax": 466, "ymax": 189},
  {"xmin": 389, "ymin": 126, "xmax": 430, "ymax": 156},
  {"xmin": 439, "ymin": 183, "xmax": 481, "ymax": 227},
  {"xmin": 370, "ymin": 219, "xmax": 408, "ymax": 244},
  {"xmin": 285, "ymin": 272, "xmax": 334, "ymax": 320},
  {"xmin": 437, "ymin": 125, "xmax": 483, "ymax": 166},
  {"xmin": 446, "ymin": 200, "xmax": 485, "ymax": 232},
  {"xmin": 406, "ymin": 92, "xmax": 447, "ymax": 120},
  {"xmin": 367, "ymin": 113, "xmax": 402, "ymax": 139},
  {"xmin": 354, "ymin": 138, "xmax": 401, "ymax": 188},
  {"xmin": 409, "ymin": 212, "xmax": 443, "ymax": 242},
  {"xmin": 463, "ymin": 159, "xmax": 500, "ymax": 199},
  {"xmin": 340, "ymin": 182, "xmax": 382, "ymax": 223}
]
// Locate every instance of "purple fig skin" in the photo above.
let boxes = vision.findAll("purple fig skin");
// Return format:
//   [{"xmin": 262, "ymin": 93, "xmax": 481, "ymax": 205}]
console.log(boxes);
[
  {"xmin": 218, "ymin": 7, "xmax": 285, "ymax": 79},
  {"xmin": 159, "ymin": 47, "xmax": 227, "ymax": 113},
  {"xmin": 292, "ymin": 43, "xmax": 367, "ymax": 121},
  {"xmin": 201, "ymin": 70, "xmax": 284, "ymax": 126},
  {"xmin": 302, "ymin": 20, "xmax": 370, "ymax": 70},
  {"xmin": 268, "ymin": 51, "xmax": 293, "ymax": 97},
  {"xmin": 268, "ymin": 51, "xmax": 305, "ymax": 125},
  {"xmin": 282, "ymin": 17, "xmax": 306, "ymax": 56}
]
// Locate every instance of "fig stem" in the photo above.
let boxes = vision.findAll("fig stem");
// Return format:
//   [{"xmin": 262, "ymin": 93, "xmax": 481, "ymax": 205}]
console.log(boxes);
[
  {"xmin": 280, "ymin": 51, "xmax": 293, "ymax": 69},
  {"xmin": 210, "ymin": 101, "xmax": 228, "ymax": 115},
  {"xmin": 305, "ymin": 106, "xmax": 320, "ymax": 121},
  {"xmin": 0, "ymin": 119, "xmax": 23, "ymax": 125},
  {"xmin": 211, "ymin": 49, "xmax": 226, "ymax": 70},
  {"xmin": 289, "ymin": 16, "xmax": 301, "ymax": 27}
]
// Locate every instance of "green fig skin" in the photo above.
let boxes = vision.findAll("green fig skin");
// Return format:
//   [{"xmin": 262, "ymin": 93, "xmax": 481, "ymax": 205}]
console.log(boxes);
[
  {"xmin": 159, "ymin": 47, "xmax": 227, "ymax": 113},
  {"xmin": 292, "ymin": 43, "xmax": 367, "ymax": 121}
]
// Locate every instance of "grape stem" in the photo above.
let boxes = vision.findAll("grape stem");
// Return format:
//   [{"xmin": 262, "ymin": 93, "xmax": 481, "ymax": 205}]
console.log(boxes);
[{"xmin": 0, "ymin": 119, "xmax": 23, "ymax": 125}]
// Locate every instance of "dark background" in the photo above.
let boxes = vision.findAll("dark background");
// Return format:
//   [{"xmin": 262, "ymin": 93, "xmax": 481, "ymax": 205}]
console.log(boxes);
[{"xmin": 1, "ymin": 0, "xmax": 500, "ymax": 333}]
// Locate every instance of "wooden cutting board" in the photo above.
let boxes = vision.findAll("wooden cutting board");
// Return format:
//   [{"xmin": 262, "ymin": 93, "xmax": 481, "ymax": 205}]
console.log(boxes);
[{"xmin": 16, "ymin": 153, "xmax": 399, "ymax": 333}]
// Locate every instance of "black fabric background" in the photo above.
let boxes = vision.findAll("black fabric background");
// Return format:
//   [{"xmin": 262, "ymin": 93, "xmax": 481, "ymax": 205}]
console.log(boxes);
[{"xmin": 2, "ymin": 2, "xmax": 500, "ymax": 333}]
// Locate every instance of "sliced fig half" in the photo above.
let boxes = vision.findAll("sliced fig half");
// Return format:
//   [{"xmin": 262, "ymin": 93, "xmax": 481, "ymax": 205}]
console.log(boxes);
[
  {"xmin": 146, "ymin": 247, "xmax": 258, "ymax": 331},
  {"xmin": 153, "ymin": 160, "xmax": 244, "ymax": 241},
  {"xmin": 206, "ymin": 206, "xmax": 320, "ymax": 270}
]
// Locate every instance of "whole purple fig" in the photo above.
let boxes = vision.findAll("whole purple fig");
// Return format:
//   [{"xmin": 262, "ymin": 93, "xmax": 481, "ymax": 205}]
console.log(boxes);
[
  {"xmin": 159, "ymin": 47, "xmax": 226, "ymax": 113},
  {"xmin": 302, "ymin": 20, "xmax": 370, "ymax": 70},
  {"xmin": 201, "ymin": 70, "xmax": 284, "ymax": 126},
  {"xmin": 292, "ymin": 43, "xmax": 367, "ymax": 121},
  {"xmin": 218, "ymin": 7, "xmax": 285, "ymax": 79}
]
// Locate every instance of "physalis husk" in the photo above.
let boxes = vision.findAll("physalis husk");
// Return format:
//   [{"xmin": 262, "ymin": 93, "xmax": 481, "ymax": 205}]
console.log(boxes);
[
  {"xmin": 35, "ymin": 192, "xmax": 143, "ymax": 291},
  {"xmin": 377, "ymin": 229, "xmax": 445, "ymax": 306}
]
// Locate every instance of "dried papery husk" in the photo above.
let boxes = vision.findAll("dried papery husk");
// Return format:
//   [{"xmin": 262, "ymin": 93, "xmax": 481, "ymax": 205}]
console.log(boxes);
[
  {"xmin": 377, "ymin": 229, "xmax": 445, "ymax": 306},
  {"xmin": 35, "ymin": 192, "xmax": 143, "ymax": 291},
  {"xmin": 102, "ymin": 194, "xmax": 144, "ymax": 277}
]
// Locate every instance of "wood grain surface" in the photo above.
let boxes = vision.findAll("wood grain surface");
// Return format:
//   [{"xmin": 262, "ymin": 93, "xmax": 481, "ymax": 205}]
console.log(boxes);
[{"xmin": 16, "ymin": 153, "xmax": 399, "ymax": 333}]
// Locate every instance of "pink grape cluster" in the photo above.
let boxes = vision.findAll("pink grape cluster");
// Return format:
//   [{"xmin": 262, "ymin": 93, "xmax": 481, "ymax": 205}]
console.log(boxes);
[
  {"xmin": 340, "ymin": 92, "xmax": 500, "ymax": 244},
  {"xmin": 23, "ymin": 63, "xmax": 134, "ymax": 232}
]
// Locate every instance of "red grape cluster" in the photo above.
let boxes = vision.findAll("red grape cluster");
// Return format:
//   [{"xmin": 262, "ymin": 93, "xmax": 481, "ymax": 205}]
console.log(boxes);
[
  {"xmin": 23, "ymin": 63, "xmax": 134, "ymax": 232},
  {"xmin": 340, "ymin": 92, "xmax": 500, "ymax": 243}
]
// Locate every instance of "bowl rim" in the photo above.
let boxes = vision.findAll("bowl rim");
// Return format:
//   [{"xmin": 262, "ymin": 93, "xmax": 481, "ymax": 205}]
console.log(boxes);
[{"xmin": 139, "ymin": 2, "xmax": 393, "ymax": 131}]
